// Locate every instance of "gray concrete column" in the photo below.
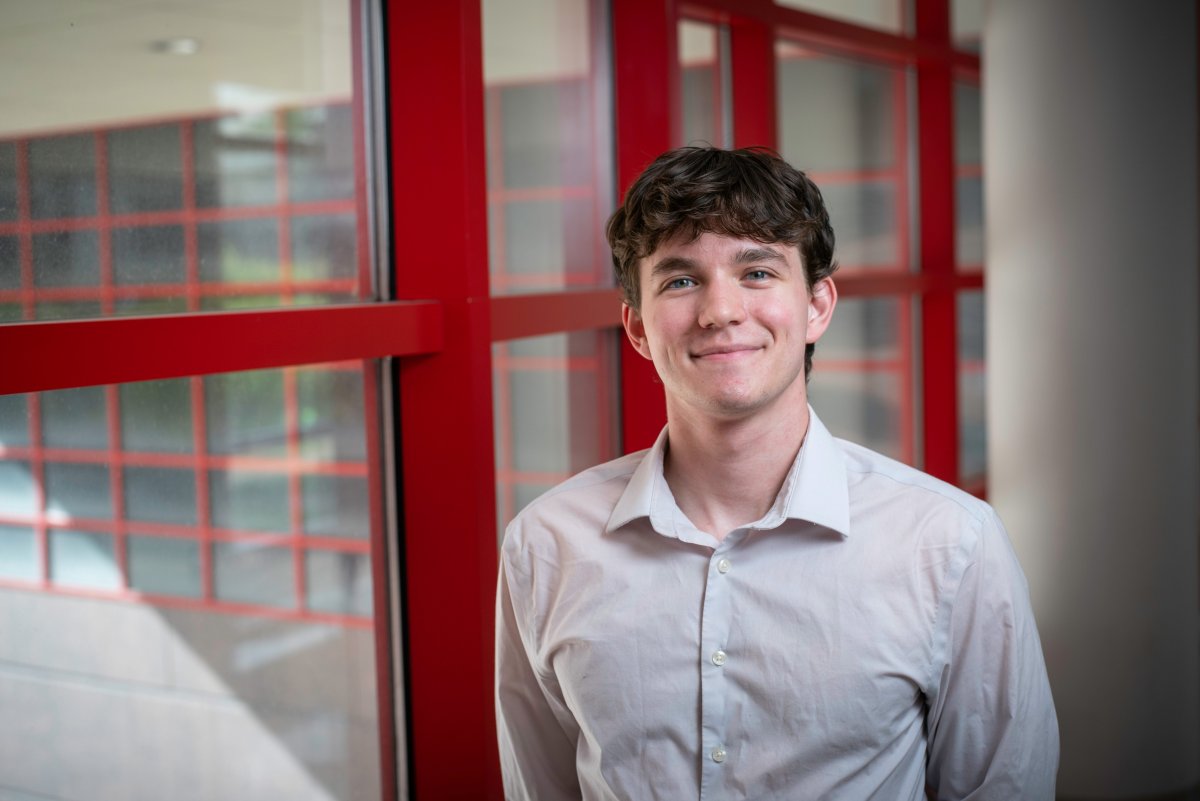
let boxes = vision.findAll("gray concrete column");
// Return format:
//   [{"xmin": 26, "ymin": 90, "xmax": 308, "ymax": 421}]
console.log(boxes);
[{"xmin": 984, "ymin": 1, "xmax": 1199, "ymax": 797}]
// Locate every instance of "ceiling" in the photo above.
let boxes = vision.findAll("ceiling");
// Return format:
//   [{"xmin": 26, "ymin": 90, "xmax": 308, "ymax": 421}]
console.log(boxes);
[{"xmin": 0, "ymin": 0, "xmax": 352, "ymax": 138}]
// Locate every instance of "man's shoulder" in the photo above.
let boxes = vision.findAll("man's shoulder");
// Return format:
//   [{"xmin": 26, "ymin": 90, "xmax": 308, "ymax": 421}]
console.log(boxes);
[
  {"xmin": 834, "ymin": 436, "xmax": 993, "ymax": 527},
  {"xmin": 502, "ymin": 448, "xmax": 648, "ymax": 547}
]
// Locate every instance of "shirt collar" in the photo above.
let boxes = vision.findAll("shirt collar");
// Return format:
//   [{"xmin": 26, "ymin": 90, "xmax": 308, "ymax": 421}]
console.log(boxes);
[{"xmin": 605, "ymin": 407, "xmax": 850, "ymax": 540}]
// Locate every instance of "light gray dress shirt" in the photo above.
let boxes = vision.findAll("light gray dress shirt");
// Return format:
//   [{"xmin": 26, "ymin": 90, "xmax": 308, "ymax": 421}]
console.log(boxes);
[{"xmin": 496, "ymin": 410, "xmax": 1058, "ymax": 800}]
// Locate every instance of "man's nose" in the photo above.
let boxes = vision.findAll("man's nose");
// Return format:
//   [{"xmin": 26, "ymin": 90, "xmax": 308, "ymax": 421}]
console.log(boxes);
[{"xmin": 697, "ymin": 279, "xmax": 745, "ymax": 328}]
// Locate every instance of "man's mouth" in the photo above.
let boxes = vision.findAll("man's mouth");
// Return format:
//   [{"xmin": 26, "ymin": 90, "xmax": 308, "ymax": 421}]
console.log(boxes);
[{"xmin": 691, "ymin": 344, "xmax": 761, "ymax": 360}]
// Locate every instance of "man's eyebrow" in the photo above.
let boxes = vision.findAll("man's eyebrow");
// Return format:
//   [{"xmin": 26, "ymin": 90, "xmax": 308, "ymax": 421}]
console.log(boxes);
[
  {"xmin": 648, "ymin": 255, "xmax": 697, "ymax": 279},
  {"xmin": 734, "ymin": 246, "xmax": 790, "ymax": 267}
]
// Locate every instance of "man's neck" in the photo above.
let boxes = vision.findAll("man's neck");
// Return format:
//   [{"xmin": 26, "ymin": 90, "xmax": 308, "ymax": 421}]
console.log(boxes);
[{"xmin": 663, "ymin": 400, "xmax": 810, "ymax": 543}]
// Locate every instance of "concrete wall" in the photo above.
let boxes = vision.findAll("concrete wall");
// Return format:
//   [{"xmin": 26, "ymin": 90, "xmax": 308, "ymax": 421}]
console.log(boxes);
[{"xmin": 985, "ymin": 1, "xmax": 1200, "ymax": 796}]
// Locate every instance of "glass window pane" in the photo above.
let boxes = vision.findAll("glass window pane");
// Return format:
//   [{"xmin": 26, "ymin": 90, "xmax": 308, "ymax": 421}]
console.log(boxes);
[
  {"xmin": 113, "ymin": 225, "xmax": 186, "ymax": 285},
  {"xmin": 119, "ymin": 378, "xmax": 194, "ymax": 454},
  {"xmin": 0, "ymin": 524, "xmax": 38, "ymax": 581},
  {"xmin": 0, "ymin": 394, "xmax": 30, "ymax": 447},
  {"xmin": 302, "ymin": 475, "xmax": 369, "ymax": 539},
  {"xmin": 291, "ymin": 214, "xmax": 357, "ymax": 281},
  {"xmin": 44, "ymin": 463, "xmax": 112, "ymax": 521},
  {"xmin": 107, "ymin": 124, "xmax": 183, "ymax": 214},
  {"xmin": 0, "ymin": 461, "xmax": 38, "ymax": 519},
  {"xmin": 194, "ymin": 112, "xmax": 278, "ymax": 208},
  {"xmin": 809, "ymin": 296, "xmax": 912, "ymax": 462},
  {"xmin": 286, "ymin": 105, "xmax": 356, "ymax": 203},
  {"xmin": 775, "ymin": 0, "xmax": 907, "ymax": 35},
  {"xmin": 483, "ymin": 0, "xmax": 615, "ymax": 296},
  {"xmin": 958, "ymin": 291, "xmax": 986, "ymax": 483},
  {"xmin": 198, "ymin": 218, "xmax": 281, "ymax": 284},
  {"xmin": 205, "ymin": 370, "xmax": 286, "ymax": 457},
  {"xmin": 679, "ymin": 20, "xmax": 728, "ymax": 147},
  {"xmin": 956, "ymin": 82, "xmax": 983, "ymax": 269},
  {"xmin": 0, "ymin": 141, "xmax": 17, "ymax": 222},
  {"xmin": 128, "ymin": 535, "xmax": 202, "ymax": 598},
  {"xmin": 28, "ymin": 134, "xmax": 96, "ymax": 220},
  {"xmin": 493, "ymin": 329, "xmax": 621, "ymax": 539},
  {"xmin": 0, "ymin": 0, "xmax": 384, "ymax": 792},
  {"xmin": 213, "ymin": 541, "xmax": 295, "ymax": 608},
  {"xmin": 0, "ymin": 234, "xmax": 20, "ymax": 289},
  {"xmin": 306, "ymin": 550, "xmax": 372, "ymax": 616},
  {"xmin": 777, "ymin": 44, "xmax": 910, "ymax": 273},
  {"xmin": 952, "ymin": 0, "xmax": 984, "ymax": 52},
  {"xmin": 41, "ymin": 385, "xmax": 109, "ymax": 450},
  {"xmin": 50, "ymin": 529, "xmax": 120, "ymax": 589},
  {"xmin": 3, "ymin": 9, "xmax": 368, "ymax": 321},
  {"xmin": 209, "ymin": 470, "xmax": 290, "ymax": 533},
  {"xmin": 124, "ymin": 467, "xmax": 198, "ymax": 526},
  {"xmin": 297, "ymin": 369, "xmax": 366, "ymax": 462},
  {"xmin": 32, "ymin": 230, "xmax": 100, "ymax": 288}
]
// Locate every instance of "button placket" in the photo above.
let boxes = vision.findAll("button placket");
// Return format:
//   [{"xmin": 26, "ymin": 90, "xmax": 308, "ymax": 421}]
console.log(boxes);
[{"xmin": 701, "ymin": 543, "xmax": 740, "ymax": 793}]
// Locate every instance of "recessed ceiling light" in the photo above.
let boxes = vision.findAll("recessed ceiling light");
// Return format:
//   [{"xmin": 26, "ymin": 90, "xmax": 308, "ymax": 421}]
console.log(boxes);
[{"xmin": 150, "ymin": 37, "xmax": 201, "ymax": 56}]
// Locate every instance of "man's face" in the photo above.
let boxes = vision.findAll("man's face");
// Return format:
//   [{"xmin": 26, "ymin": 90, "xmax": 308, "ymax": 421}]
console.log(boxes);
[{"xmin": 622, "ymin": 231, "xmax": 836, "ymax": 422}]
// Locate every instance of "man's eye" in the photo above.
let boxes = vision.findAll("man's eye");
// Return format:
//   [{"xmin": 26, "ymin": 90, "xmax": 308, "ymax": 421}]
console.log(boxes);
[
  {"xmin": 745, "ymin": 270, "xmax": 770, "ymax": 281},
  {"xmin": 665, "ymin": 277, "xmax": 696, "ymax": 290}
]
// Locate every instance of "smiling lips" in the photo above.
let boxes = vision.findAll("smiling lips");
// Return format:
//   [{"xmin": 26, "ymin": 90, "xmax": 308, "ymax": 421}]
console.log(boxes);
[{"xmin": 690, "ymin": 344, "xmax": 762, "ymax": 360}]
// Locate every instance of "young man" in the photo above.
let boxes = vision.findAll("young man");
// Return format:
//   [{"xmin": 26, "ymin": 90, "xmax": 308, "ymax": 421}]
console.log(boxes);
[{"xmin": 496, "ymin": 147, "xmax": 1058, "ymax": 800}]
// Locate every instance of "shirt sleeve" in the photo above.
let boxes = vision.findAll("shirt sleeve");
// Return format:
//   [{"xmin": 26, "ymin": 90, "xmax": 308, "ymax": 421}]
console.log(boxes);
[
  {"xmin": 925, "ymin": 508, "xmax": 1060, "ymax": 800},
  {"xmin": 495, "ymin": 538, "xmax": 583, "ymax": 801}
]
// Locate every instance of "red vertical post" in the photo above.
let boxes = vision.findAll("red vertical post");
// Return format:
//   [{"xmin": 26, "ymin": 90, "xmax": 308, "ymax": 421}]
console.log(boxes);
[
  {"xmin": 387, "ymin": 0, "xmax": 500, "ymax": 797},
  {"xmin": 612, "ymin": 0, "xmax": 676, "ymax": 453},
  {"xmin": 916, "ymin": 0, "xmax": 959, "ymax": 482},
  {"xmin": 730, "ymin": 16, "xmax": 778, "ymax": 151}
]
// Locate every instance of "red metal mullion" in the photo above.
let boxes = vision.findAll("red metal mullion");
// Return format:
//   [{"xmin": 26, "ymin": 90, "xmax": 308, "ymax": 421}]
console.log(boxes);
[
  {"xmin": 613, "ymin": 0, "xmax": 676, "ymax": 453},
  {"xmin": 388, "ymin": 0, "xmax": 499, "ymax": 796},
  {"xmin": 915, "ymin": 0, "xmax": 959, "ymax": 483},
  {"xmin": 729, "ymin": 15, "xmax": 777, "ymax": 150}
]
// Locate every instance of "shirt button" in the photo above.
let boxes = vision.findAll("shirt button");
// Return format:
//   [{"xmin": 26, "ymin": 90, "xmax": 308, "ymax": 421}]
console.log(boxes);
[
  {"xmin": 711, "ymin": 746, "xmax": 727, "ymax": 763},
  {"xmin": 711, "ymin": 649, "xmax": 727, "ymax": 666},
  {"xmin": 717, "ymin": 558, "xmax": 731, "ymax": 574}
]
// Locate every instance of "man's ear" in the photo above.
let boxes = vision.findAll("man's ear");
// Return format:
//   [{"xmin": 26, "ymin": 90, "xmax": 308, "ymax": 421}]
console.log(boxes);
[
  {"xmin": 805, "ymin": 277, "xmax": 837, "ymax": 344},
  {"xmin": 621, "ymin": 303, "xmax": 654, "ymax": 361}
]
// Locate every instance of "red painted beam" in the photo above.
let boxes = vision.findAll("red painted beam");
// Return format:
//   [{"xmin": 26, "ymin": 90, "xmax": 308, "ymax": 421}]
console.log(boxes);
[
  {"xmin": 916, "ymin": 0, "xmax": 960, "ymax": 484},
  {"xmin": 730, "ymin": 15, "xmax": 778, "ymax": 150},
  {"xmin": 490, "ymin": 288, "xmax": 622, "ymax": 341},
  {"xmin": 0, "ymin": 301, "xmax": 442, "ymax": 395}
]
